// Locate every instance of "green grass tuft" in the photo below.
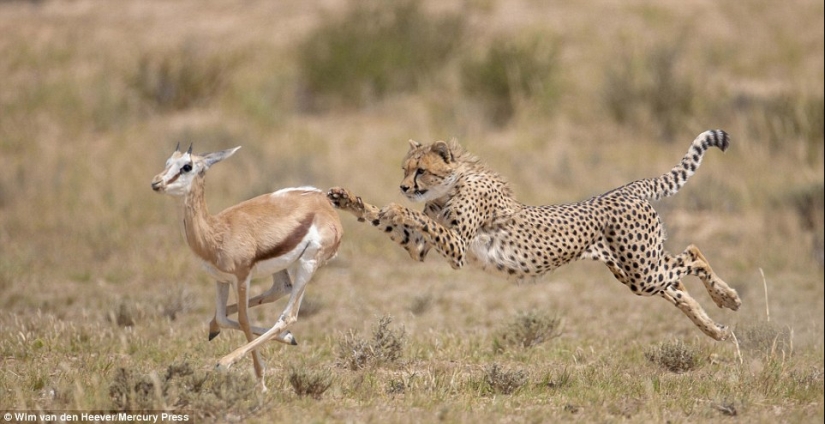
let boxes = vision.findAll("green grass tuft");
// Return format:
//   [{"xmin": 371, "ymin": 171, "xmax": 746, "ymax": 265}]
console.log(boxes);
[
  {"xmin": 461, "ymin": 35, "xmax": 560, "ymax": 126},
  {"xmin": 296, "ymin": 0, "xmax": 464, "ymax": 109}
]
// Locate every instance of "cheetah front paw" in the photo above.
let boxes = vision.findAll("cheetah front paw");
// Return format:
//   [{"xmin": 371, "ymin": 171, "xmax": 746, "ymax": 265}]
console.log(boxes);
[{"xmin": 328, "ymin": 187, "xmax": 367, "ymax": 221}]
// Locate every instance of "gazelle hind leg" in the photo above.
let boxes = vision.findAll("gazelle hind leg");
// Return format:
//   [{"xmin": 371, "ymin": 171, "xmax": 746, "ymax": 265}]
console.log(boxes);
[
  {"xmin": 209, "ymin": 275, "xmax": 296, "ymax": 344},
  {"xmin": 682, "ymin": 245, "xmax": 741, "ymax": 310},
  {"xmin": 660, "ymin": 282, "xmax": 731, "ymax": 341},
  {"xmin": 216, "ymin": 253, "xmax": 318, "ymax": 372}
]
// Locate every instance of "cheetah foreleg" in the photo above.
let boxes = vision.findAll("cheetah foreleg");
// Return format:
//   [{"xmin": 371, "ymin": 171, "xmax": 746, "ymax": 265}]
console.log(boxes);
[
  {"xmin": 328, "ymin": 187, "xmax": 430, "ymax": 261},
  {"xmin": 328, "ymin": 187, "xmax": 380, "ymax": 223},
  {"xmin": 378, "ymin": 203, "xmax": 466, "ymax": 270}
]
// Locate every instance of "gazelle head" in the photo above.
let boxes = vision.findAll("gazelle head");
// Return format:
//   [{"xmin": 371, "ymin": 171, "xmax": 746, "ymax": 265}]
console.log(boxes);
[{"xmin": 151, "ymin": 143, "xmax": 241, "ymax": 196}]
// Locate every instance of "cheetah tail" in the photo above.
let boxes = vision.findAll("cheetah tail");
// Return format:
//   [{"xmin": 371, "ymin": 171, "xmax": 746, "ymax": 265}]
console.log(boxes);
[{"xmin": 621, "ymin": 130, "xmax": 730, "ymax": 201}]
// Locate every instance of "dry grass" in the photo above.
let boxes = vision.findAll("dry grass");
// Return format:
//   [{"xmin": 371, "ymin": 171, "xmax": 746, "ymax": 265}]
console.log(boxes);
[{"xmin": 0, "ymin": 0, "xmax": 822, "ymax": 423}]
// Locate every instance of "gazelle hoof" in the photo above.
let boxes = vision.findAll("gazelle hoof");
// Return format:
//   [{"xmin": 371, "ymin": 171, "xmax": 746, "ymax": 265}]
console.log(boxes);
[
  {"xmin": 208, "ymin": 330, "xmax": 220, "ymax": 341},
  {"xmin": 282, "ymin": 331, "xmax": 298, "ymax": 346}
]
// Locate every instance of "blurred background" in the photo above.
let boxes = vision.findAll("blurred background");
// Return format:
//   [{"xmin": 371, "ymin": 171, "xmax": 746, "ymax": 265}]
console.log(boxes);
[{"xmin": 0, "ymin": 0, "xmax": 822, "ymax": 416}]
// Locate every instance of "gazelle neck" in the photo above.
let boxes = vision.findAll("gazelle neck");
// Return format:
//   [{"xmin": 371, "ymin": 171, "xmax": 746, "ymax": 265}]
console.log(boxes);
[{"xmin": 181, "ymin": 175, "xmax": 221, "ymax": 264}]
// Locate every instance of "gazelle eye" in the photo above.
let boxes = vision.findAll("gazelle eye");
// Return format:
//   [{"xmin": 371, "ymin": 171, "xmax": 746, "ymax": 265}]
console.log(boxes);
[{"xmin": 181, "ymin": 164, "xmax": 193, "ymax": 173}]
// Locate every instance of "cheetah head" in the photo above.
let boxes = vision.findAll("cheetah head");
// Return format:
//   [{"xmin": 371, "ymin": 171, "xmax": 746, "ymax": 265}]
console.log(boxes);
[{"xmin": 399, "ymin": 139, "xmax": 459, "ymax": 202}]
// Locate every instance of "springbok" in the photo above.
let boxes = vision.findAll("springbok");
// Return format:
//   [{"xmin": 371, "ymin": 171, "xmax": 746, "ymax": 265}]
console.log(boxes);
[{"xmin": 151, "ymin": 144, "xmax": 342, "ymax": 389}]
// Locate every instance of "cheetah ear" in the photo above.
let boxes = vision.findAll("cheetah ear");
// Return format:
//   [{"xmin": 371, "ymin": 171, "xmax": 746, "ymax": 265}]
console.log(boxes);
[
  {"xmin": 432, "ymin": 140, "xmax": 453, "ymax": 163},
  {"xmin": 408, "ymin": 139, "xmax": 422, "ymax": 151}
]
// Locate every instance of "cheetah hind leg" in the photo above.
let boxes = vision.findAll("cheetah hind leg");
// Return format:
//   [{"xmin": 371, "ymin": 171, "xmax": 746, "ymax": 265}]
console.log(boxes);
[
  {"xmin": 660, "ymin": 282, "xmax": 731, "ymax": 341},
  {"xmin": 681, "ymin": 245, "xmax": 741, "ymax": 311}
]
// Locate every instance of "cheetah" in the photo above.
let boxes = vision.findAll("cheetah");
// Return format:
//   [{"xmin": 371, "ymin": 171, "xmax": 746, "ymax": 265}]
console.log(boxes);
[{"xmin": 328, "ymin": 130, "xmax": 741, "ymax": 340}]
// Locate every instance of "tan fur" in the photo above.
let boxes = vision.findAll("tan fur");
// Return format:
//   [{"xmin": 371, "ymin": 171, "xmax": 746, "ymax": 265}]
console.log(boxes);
[
  {"xmin": 329, "ymin": 130, "xmax": 740, "ymax": 341},
  {"xmin": 153, "ymin": 146, "xmax": 342, "ymax": 390}
]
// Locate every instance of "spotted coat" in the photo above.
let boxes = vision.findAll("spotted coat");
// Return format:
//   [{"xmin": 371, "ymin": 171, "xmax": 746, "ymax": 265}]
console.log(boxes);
[{"xmin": 329, "ymin": 130, "xmax": 741, "ymax": 340}]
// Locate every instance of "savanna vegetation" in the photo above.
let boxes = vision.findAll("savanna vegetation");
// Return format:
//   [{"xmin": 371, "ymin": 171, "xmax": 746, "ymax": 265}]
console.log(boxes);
[{"xmin": 0, "ymin": 0, "xmax": 822, "ymax": 422}]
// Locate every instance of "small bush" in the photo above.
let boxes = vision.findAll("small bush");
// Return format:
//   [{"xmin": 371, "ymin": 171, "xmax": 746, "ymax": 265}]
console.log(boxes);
[
  {"xmin": 735, "ymin": 92, "xmax": 824, "ymax": 148},
  {"xmin": 337, "ymin": 315, "xmax": 406, "ymax": 370},
  {"xmin": 409, "ymin": 294, "xmax": 433, "ymax": 316},
  {"xmin": 111, "ymin": 302, "xmax": 136, "ymax": 327},
  {"xmin": 337, "ymin": 332, "xmax": 372, "ymax": 371},
  {"xmin": 288, "ymin": 367, "xmax": 333, "ymax": 400},
  {"xmin": 494, "ymin": 309, "xmax": 562, "ymax": 352},
  {"xmin": 603, "ymin": 44, "xmax": 695, "ymax": 140},
  {"xmin": 131, "ymin": 43, "xmax": 237, "ymax": 111},
  {"xmin": 483, "ymin": 363, "xmax": 527, "ymax": 395},
  {"xmin": 461, "ymin": 35, "xmax": 560, "ymax": 126},
  {"xmin": 161, "ymin": 286, "xmax": 195, "ymax": 321},
  {"xmin": 735, "ymin": 321, "xmax": 793, "ymax": 357},
  {"xmin": 109, "ymin": 362, "xmax": 264, "ymax": 420},
  {"xmin": 644, "ymin": 339, "xmax": 700, "ymax": 373},
  {"xmin": 296, "ymin": 0, "xmax": 464, "ymax": 109}
]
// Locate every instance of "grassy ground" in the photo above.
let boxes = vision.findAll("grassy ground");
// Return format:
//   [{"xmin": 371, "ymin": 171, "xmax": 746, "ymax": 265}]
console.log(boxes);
[{"xmin": 0, "ymin": 0, "xmax": 822, "ymax": 423}]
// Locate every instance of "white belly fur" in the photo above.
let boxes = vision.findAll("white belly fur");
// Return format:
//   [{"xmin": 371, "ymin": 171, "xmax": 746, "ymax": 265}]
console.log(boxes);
[{"xmin": 199, "ymin": 225, "xmax": 318, "ymax": 284}]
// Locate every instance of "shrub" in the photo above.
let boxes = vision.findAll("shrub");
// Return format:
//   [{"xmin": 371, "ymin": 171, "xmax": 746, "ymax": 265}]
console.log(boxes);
[
  {"xmin": 493, "ymin": 309, "xmax": 562, "ymax": 352},
  {"xmin": 734, "ymin": 92, "xmax": 824, "ymax": 151},
  {"xmin": 408, "ymin": 293, "xmax": 433, "ymax": 316},
  {"xmin": 603, "ymin": 44, "xmax": 695, "ymax": 140},
  {"xmin": 644, "ymin": 339, "xmax": 700, "ymax": 373},
  {"xmin": 483, "ymin": 363, "xmax": 527, "ymax": 395},
  {"xmin": 461, "ymin": 35, "xmax": 560, "ymax": 126},
  {"xmin": 288, "ymin": 367, "xmax": 333, "ymax": 399},
  {"xmin": 109, "ymin": 362, "xmax": 264, "ymax": 420},
  {"xmin": 296, "ymin": 0, "xmax": 464, "ymax": 109},
  {"xmin": 337, "ymin": 315, "xmax": 406, "ymax": 370},
  {"xmin": 735, "ymin": 321, "xmax": 793, "ymax": 357},
  {"xmin": 131, "ymin": 43, "xmax": 237, "ymax": 111}
]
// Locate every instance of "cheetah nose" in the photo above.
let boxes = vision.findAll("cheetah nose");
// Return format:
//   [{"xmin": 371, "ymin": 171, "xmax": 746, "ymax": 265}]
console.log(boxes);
[{"xmin": 400, "ymin": 184, "xmax": 410, "ymax": 193}]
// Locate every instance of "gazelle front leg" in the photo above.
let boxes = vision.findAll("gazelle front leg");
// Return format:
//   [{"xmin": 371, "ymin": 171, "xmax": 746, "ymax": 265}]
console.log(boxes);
[
  {"xmin": 232, "ymin": 273, "xmax": 269, "ymax": 390},
  {"xmin": 209, "ymin": 272, "xmax": 297, "ymax": 344},
  {"xmin": 217, "ymin": 255, "xmax": 316, "ymax": 371}
]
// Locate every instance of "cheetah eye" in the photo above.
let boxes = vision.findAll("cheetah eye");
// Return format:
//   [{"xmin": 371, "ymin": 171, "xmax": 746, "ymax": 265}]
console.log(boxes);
[
  {"xmin": 181, "ymin": 163, "xmax": 193, "ymax": 173},
  {"xmin": 416, "ymin": 168, "xmax": 425, "ymax": 176}
]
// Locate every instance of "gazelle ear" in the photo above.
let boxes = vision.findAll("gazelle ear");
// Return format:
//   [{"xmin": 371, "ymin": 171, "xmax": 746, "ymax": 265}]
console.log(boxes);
[
  {"xmin": 408, "ymin": 139, "xmax": 422, "ymax": 151},
  {"xmin": 175, "ymin": 142, "xmax": 181, "ymax": 152},
  {"xmin": 203, "ymin": 146, "xmax": 241, "ymax": 169}
]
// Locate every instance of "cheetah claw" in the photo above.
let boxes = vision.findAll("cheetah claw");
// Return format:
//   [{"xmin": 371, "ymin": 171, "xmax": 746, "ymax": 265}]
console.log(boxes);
[{"xmin": 328, "ymin": 187, "xmax": 367, "ymax": 221}]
